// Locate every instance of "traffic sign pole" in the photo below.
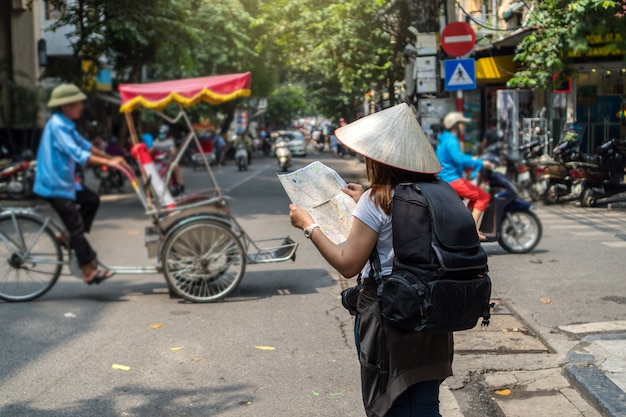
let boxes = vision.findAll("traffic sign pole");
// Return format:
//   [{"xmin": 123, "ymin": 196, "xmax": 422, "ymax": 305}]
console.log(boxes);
[{"xmin": 440, "ymin": 22, "xmax": 477, "ymax": 143}]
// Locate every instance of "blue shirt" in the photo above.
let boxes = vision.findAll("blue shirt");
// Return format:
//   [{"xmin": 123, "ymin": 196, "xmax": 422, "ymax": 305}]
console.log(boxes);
[
  {"xmin": 212, "ymin": 133, "xmax": 225, "ymax": 149},
  {"xmin": 436, "ymin": 130, "xmax": 483, "ymax": 183},
  {"xmin": 34, "ymin": 112, "xmax": 92, "ymax": 200}
]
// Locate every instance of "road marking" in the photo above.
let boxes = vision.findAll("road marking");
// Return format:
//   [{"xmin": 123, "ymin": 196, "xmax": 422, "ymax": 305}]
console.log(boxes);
[
  {"xmin": 224, "ymin": 163, "xmax": 272, "ymax": 192},
  {"xmin": 571, "ymin": 232, "xmax": 609, "ymax": 236},
  {"xmin": 559, "ymin": 320, "xmax": 626, "ymax": 334},
  {"xmin": 602, "ymin": 241, "xmax": 626, "ymax": 248},
  {"xmin": 548, "ymin": 225, "xmax": 592, "ymax": 229}
]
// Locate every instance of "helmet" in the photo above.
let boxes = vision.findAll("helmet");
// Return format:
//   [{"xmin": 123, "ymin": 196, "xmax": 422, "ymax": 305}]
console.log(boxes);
[
  {"xmin": 158, "ymin": 124, "xmax": 169, "ymax": 139},
  {"xmin": 443, "ymin": 112, "xmax": 471, "ymax": 130},
  {"xmin": 47, "ymin": 83, "xmax": 87, "ymax": 108}
]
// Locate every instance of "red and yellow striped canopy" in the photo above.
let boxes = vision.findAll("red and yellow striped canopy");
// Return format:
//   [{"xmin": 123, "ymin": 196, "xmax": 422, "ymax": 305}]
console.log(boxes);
[{"xmin": 118, "ymin": 72, "xmax": 251, "ymax": 113}]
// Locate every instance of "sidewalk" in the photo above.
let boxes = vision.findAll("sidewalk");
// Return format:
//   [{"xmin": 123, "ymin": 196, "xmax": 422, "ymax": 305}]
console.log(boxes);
[{"xmin": 560, "ymin": 325, "xmax": 626, "ymax": 417}]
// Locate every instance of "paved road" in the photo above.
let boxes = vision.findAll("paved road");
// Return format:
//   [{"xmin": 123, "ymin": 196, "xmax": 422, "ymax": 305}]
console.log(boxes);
[{"xmin": 1, "ymin": 149, "xmax": 625, "ymax": 416}]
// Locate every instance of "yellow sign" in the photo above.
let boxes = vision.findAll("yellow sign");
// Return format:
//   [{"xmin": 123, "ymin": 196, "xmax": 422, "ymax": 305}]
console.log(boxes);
[{"xmin": 568, "ymin": 33, "xmax": 625, "ymax": 58}]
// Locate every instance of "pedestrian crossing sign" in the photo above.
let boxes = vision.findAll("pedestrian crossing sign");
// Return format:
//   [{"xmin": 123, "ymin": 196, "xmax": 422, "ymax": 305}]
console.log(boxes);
[{"xmin": 444, "ymin": 59, "xmax": 476, "ymax": 91}]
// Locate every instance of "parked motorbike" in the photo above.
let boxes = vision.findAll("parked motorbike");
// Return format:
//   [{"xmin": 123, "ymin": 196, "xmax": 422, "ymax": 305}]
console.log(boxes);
[
  {"xmin": 530, "ymin": 132, "xmax": 592, "ymax": 204},
  {"xmin": 275, "ymin": 137, "xmax": 292, "ymax": 172},
  {"xmin": 235, "ymin": 143, "xmax": 249, "ymax": 171},
  {"xmin": 478, "ymin": 155, "xmax": 543, "ymax": 253},
  {"xmin": 95, "ymin": 164, "xmax": 125, "ymax": 195},
  {"xmin": 579, "ymin": 137, "xmax": 626, "ymax": 207},
  {"xmin": 0, "ymin": 158, "xmax": 36, "ymax": 199},
  {"xmin": 483, "ymin": 141, "xmax": 545, "ymax": 202}
]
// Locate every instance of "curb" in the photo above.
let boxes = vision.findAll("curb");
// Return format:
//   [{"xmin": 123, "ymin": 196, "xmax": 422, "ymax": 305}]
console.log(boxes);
[{"xmin": 562, "ymin": 335, "xmax": 626, "ymax": 417}]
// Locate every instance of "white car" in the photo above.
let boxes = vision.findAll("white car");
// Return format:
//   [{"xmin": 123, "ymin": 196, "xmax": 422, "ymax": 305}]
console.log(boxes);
[{"xmin": 278, "ymin": 130, "xmax": 307, "ymax": 157}]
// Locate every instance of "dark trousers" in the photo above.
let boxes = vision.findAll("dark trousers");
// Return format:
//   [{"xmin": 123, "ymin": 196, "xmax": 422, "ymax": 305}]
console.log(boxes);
[
  {"xmin": 384, "ymin": 380, "xmax": 441, "ymax": 417},
  {"xmin": 46, "ymin": 187, "xmax": 100, "ymax": 267}
]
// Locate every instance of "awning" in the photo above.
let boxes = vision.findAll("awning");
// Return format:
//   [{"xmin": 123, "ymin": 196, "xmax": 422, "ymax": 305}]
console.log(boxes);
[
  {"xmin": 473, "ymin": 26, "xmax": 537, "ymax": 58},
  {"xmin": 118, "ymin": 72, "xmax": 252, "ymax": 113},
  {"xmin": 476, "ymin": 55, "xmax": 516, "ymax": 83},
  {"xmin": 95, "ymin": 92, "xmax": 121, "ymax": 105}
]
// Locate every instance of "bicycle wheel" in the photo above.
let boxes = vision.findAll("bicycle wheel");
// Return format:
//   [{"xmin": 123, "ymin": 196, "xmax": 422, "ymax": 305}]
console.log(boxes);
[
  {"xmin": 161, "ymin": 218, "xmax": 246, "ymax": 303},
  {"xmin": 0, "ymin": 212, "xmax": 63, "ymax": 302}
]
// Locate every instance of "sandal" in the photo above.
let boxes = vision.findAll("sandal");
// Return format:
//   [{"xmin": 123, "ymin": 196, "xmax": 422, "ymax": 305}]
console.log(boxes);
[{"xmin": 85, "ymin": 269, "xmax": 115, "ymax": 286}]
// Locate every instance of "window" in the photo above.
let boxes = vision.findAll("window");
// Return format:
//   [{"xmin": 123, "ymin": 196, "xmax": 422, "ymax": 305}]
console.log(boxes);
[{"xmin": 45, "ymin": 1, "xmax": 65, "ymax": 20}]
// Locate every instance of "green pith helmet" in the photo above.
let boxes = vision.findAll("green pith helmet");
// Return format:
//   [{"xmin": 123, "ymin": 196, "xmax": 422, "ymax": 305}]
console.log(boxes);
[{"xmin": 47, "ymin": 84, "xmax": 87, "ymax": 108}]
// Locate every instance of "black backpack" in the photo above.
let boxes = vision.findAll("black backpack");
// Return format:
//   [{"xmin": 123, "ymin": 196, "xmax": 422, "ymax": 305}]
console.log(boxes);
[{"xmin": 374, "ymin": 180, "xmax": 492, "ymax": 333}]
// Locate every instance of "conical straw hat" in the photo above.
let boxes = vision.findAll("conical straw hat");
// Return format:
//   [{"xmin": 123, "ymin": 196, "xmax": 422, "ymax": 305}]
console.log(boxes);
[{"xmin": 334, "ymin": 103, "xmax": 441, "ymax": 174}]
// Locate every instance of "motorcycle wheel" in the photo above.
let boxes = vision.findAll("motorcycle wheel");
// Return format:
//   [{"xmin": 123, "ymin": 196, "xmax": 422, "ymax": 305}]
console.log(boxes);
[
  {"xmin": 527, "ymin": 183, "xmax": 543, "ymax": 202},
  {"xmin": 7, "ymin": 181, "xmax": 25, "ymax": 200},
  {"xmin": 498, "ymin": 210, "xmax": 542, "ymax": 254},
  {"xmin": 544, "ymin": 183, "xmax": 560, "ymax": 205},
  {"xmin": 580, "ymin": 187, "xmax": 597, "ymax": 207}
]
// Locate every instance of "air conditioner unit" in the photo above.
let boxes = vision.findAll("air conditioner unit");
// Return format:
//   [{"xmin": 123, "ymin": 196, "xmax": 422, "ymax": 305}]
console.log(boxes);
[{"xmin": 12, "ymin": 0, "xmax": 28, "ymax": 10}]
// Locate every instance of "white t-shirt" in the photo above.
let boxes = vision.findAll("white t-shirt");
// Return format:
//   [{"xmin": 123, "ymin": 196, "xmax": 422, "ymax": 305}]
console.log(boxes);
[
  {"xmin": 152, "ymin": 138, "xmax": 175, "ymax": 150},
  {"xmin": 352, "ymin": 189, "xmax": 394, "ymax": 278}
]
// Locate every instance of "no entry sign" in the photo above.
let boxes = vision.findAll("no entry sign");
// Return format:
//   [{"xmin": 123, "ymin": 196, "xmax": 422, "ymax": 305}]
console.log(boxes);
[{"xmin": 441, "ymin": 22, "xmax": 476, "ymax": 57}]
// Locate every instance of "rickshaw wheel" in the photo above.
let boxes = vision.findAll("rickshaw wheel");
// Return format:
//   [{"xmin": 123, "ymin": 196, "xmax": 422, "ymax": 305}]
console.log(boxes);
[{"xmin": 161, "ymin": 218, "xmax": 246, "ymax": 303}]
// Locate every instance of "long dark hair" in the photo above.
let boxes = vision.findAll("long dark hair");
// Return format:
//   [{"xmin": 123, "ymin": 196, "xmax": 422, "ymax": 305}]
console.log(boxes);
[{"xmin": 366, "ymin": 158, "xmax": 437, "ymax": 215}]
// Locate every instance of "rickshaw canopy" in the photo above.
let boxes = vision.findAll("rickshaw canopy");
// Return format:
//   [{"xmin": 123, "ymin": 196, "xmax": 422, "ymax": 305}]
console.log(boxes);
[{"xmin": 118, "ymin": 72, "xmax": 251, "ymax": 113}]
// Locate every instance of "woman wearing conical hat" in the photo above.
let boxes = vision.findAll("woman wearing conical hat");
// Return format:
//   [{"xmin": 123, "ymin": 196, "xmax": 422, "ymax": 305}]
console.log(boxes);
[{"xmin": 289, "ymin": 103, "xmax": 453, "ymax": 417}]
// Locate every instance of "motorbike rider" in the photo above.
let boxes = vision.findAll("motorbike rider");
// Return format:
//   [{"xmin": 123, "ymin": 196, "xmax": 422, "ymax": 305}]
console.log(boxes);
[
  {"xmin": 436, "ymin": 112, "xmax": 493, "ymax": 239},
  {"xmin": 153, "ymin": 124, "xmax": 185, "ymax": 195},
  {"xmin": 34, "ymin": 83, "xmax": 126, "ymax": 285},
  {"xmin": 329, "ymin": 119, "xmax": 347, "ymax": 158},
  {"xmin": 234, "ymin": 127, "xmax": 253, "ymax": 164}
]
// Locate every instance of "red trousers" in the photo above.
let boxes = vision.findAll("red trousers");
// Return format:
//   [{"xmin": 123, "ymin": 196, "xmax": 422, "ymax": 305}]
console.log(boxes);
[{"xmin": 449, "ymin": 178, "xmax": 490, "ymax": 211}]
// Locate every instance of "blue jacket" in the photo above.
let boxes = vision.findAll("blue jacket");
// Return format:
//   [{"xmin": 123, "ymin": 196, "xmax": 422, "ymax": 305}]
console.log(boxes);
[
  {"xmin": 34, "ymin": 113, "xmax": 92, "ymax": 200},
  {"xmin": 436, "ymin": 130, "xmax": 483, "ymax": 183}
]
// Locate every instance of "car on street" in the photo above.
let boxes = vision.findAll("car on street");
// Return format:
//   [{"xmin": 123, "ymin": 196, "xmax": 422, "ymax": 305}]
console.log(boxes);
[{"xmin": 277, "ymin": 130, "xmax": 307, "ymax": 157}]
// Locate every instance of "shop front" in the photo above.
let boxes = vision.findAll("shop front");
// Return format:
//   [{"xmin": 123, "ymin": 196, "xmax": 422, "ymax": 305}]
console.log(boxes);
[{"xmin": 569, "ymin": 32, "xmax": 625, "ymax": 153}]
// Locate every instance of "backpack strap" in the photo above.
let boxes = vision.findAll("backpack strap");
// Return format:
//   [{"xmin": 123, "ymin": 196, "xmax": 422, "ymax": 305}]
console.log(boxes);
[{"xmin": 367, "ymin": 246, "xmax": 382, "ymax": 285}]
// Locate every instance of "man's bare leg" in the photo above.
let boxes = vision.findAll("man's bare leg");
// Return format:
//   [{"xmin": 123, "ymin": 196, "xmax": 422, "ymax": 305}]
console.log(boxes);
[{"xmin": 472, "ymin": 208, "xmax": 486, "ymax": 240}]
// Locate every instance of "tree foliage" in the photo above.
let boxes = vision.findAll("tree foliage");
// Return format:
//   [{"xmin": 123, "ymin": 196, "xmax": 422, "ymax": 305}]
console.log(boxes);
[
  {"xmin": 253, "ymin": 0, "xmax": 395, "ymax": 121},
  {"xmin": 40, "ymin": 0, "xmax": 403, "ymax": 128},
  {"xmin": 266, "ymin": 84, "xmax": 316, "ymax": 128},
  {"xmin": 508, "ymin": 0, "xmax": 626, "ymax": 89}
]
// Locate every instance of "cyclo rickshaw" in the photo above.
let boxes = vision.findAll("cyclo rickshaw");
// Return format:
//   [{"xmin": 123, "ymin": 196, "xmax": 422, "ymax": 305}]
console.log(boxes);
[{"xmin": 0, "ymin": 72, "xmax": 298, "ymax": 303}]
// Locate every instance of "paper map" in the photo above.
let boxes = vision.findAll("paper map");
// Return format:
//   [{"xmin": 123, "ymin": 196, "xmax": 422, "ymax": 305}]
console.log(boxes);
[{"xmin": 278, "ymin": 161, "xmax": 355, "ymax": 245}]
